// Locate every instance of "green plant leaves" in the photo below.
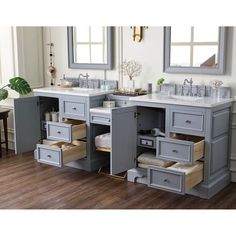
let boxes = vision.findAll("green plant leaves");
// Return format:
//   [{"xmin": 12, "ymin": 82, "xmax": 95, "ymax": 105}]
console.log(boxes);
[
  {"xmin": 8, "ymin": 77, "xmax": 31, "ymax": 95},
  {"xmin": 0, "ymin": 89, "xmax": 9, "ymax": 101}
]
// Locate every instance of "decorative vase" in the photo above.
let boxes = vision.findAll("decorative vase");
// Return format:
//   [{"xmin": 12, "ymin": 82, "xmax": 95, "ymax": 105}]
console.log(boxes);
[
  {"xmin": 212, "ymin": 87, "xmax": 221, "ymax": 100},
  {"xmin": 127, "ymin": 80, "xmax": 135, "ymax": 91},
  {"xmin": 156, "ymin": 85, "xmax": 161, "ymax": 93}
]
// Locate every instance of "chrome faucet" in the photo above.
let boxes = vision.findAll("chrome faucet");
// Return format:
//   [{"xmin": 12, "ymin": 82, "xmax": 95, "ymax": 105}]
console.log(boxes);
[
  {"xmin": 78, "ymin": 73, "xmax": 89, "ymax": 88},
  {"xmin": 183, "ymin": 78, "xmax": 193, "ymax": 96}
]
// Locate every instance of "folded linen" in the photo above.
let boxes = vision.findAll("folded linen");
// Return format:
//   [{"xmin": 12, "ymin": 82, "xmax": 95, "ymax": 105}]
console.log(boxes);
[
  {"xmin": 95, "ymin": 133, "xmax": 111, "ymax": 149},
  {"xmin": 137, "ymin": 151, "xmax": 174, "ymax": 167}
]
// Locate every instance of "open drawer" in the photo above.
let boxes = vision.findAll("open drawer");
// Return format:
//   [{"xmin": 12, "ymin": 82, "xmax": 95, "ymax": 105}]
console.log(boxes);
[
  {"xmin": 46, "ymin": 120, "xmax": 86, "ymax": 142},
  {"xmin": 37, "ymin": 140, "xmax": 86, "ymax": 167},
  {"xmin": 156, "ymin": 134, "xmax": 204, "ymax": 164},
  {"xmin": 147, "ymin": 161, "xmax": 203, "ymax": 194}
]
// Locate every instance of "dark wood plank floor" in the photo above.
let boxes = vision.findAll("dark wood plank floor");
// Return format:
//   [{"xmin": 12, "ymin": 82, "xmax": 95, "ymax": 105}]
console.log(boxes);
[{"xmin": 0, "ymin": 150, "xmax": 236, "ymax": 209}]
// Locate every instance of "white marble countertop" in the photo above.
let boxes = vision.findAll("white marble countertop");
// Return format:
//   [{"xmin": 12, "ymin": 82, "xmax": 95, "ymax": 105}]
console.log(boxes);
[
  {"xmin": 33, "ymin": 86, "xmax": 113, "ymax": 97},
  {"xmin": 129, "ymin": 94, "xmax": 234, "ymax": 108}
]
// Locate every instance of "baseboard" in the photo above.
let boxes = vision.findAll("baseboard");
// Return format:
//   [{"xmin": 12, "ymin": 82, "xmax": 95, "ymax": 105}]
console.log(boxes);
[
  {"xmin": 231, "ymin": 172, "xmax": 236, "ymax": 182},
  {"xmin": 187, "ymin": 171, "xmax": 230, "ymax": 199}
]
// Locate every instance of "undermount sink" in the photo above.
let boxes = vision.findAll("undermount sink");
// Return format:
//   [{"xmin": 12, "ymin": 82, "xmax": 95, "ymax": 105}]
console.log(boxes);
[{"xmin": 170, "ymin": 95, "xmax": 204, "ymax": 101}]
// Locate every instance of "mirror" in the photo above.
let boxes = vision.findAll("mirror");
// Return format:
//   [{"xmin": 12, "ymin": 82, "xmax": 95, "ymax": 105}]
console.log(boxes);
[
  {"xmin": 67, "ymin": 26, "xmax": 113, "ymax": 70},
  {"xmin": 164, "ymin": 27, "xmax": 227, "ymax": 74}
]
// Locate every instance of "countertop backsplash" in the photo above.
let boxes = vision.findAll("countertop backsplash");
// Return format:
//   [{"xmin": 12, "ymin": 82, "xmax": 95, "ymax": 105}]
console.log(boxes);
[
  {"xmin": 64, "ymin": 77, "xmax": 118, "ymax": 90},
  {"xmin": 161, "ymin": 84, "xmax": 231, "ymax": 98}
]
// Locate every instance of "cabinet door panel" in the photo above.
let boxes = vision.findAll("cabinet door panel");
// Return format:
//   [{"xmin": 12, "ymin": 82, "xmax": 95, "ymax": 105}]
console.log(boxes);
[
  {"xmin": 111, "ymin": 106, "xmax": 137, "ymax": 175},
  {"xmin": 14, "ymin": 96, "xmax": 40, "ymax": 154}
]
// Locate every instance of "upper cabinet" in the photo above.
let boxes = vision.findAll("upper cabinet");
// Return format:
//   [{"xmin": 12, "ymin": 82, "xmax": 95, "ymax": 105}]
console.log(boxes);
[
  {"xmin": 67, "ymin": 26, "xmax": 113, "ymax": 70},
  {"xmin": 163, "ymin": 27, "xmax": 227, "ymax": 74}
]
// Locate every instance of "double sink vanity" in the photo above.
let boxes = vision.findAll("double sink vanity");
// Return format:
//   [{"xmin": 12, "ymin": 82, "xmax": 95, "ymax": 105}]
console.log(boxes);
[{"xmin": 13, "ymin": 85, "xmax": 233, "ymax": 199}]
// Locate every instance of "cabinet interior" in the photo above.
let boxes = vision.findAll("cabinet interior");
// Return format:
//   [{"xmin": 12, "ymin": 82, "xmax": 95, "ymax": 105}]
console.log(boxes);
[{"xmin": 39, "ymin": 97, "xmax": 59, "ymax": 139}]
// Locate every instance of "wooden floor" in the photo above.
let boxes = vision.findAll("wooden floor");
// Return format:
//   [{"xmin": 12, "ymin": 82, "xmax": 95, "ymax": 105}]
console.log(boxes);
[{"xmin": 0, "ymin": 150, "xmax": 236, "ymax": 209}]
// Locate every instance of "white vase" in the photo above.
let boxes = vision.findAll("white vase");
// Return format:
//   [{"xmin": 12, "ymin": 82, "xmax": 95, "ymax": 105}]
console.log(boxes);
[{"xmin": 127, "ymin": 80, "xmax": 135, "ymax": 91}]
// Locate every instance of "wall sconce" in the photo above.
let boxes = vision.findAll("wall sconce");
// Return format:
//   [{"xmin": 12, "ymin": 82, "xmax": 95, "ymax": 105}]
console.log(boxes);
[{"xmin": 131, "ymin": 26, "xmax": 148, "ymax": 42}]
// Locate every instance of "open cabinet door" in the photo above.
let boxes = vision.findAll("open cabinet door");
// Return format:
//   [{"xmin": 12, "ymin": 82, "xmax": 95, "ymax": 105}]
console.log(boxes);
[
  {"xmin": 14, "ymin": 96, "xmax": 40, "ymax": 154},
  {"xmin": 111, "ymin": 106, "xmax": 137, "ymax": 175}
]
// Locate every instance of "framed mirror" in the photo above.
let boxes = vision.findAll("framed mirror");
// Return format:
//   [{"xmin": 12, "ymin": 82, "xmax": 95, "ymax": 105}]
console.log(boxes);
[
  {"xmin": 163, "ymin": 27, "xmax": 227, "ymax": 74},
  {"xmin": 67, "ymin": 26, "xmax": 113, "ymax": 70}
]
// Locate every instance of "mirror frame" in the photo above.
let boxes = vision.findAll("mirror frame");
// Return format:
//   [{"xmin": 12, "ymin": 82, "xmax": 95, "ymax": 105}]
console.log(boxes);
[
  {"xmin": 163, "ymin": 27, "xmax": 227, "ymax": 74},
  {"xmin": 67, "ymin": 26, "xmax": 113, "ymax": 70}
]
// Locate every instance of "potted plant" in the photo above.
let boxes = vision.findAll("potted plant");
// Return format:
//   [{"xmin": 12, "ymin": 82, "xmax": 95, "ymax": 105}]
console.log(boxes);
[
  {"xmin": 0, "ymin": 77, "xmax": 32, "ymax": 101},
  {"xmin": 156, "ymin": 77, "xmax": 165, "ymax": 93},
  {"xmin": 120, "ymin": 60, "xmax": 142, "ymax": 91}
]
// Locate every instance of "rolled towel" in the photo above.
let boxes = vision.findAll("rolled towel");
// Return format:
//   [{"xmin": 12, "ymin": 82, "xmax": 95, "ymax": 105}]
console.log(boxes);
[{"xmin": 95, "ymin": 133, "xmax": 111, "ymax": 149}]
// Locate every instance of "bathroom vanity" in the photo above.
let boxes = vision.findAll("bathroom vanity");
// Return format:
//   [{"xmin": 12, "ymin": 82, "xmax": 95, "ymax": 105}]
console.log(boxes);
[{"xmin": 13, "ymin": 87, "xmax": 233, "ymax": 199}]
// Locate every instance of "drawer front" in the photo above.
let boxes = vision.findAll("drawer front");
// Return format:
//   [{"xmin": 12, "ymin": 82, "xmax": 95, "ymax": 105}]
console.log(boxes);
[
  {"xmin": 37, "ymin": 144, "xmax": 62, "ymax": 167},
  {"xmin": 157, "ymin": 137, "xmax": 193, "ymax": 163},
  {"xmin": 116, "ymin": 100, "xmax": 131, "ymax": 107},
  {"xmin": 37, "ymin": 142, "xmax": 86, "ymax": 168},
  {"xmin": 47, "ymin": 122, "xmax": 71, "ymax": 142},
  {"xmin": 170, "ymin": 110, "xmax": 205, "ymax": 136},
  {"xmin": 62, "ymin": 100, "xmax": 86, "ymax": 120},
  {"xmin": 147, "ymin": 166, "xmax": 185, "ymax": 194},
  {"xmin": 90, "ymin": 113, "xmax": 111, "ymax": 125}
]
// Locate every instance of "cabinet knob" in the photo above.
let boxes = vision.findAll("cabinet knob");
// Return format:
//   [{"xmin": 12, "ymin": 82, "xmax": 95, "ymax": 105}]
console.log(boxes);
[
  {"xmin": 164, "ymin": 179, "xmax": 170, "ymax": 183},
  {"xmin": 72, "ymin": 107, "xmax": 77, "ymax": 110},
  {"xmin": 47, "ymin": 154, "xmax": 52, "ymax": 158},
  {"xmin": 172, "ymin": 149, "xmax": 178, "ymax": 153},
  {"xmin": 185, "ymin": 120, "xmax": 191, "ymax": 124},
  {"xmin": 57, "ymin": 131, "xmax": 61, "ymax": 134}
]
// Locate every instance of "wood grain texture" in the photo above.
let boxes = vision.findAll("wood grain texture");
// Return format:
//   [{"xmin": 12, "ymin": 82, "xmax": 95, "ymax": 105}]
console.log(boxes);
[{"xmin": 0, "ymin": 150, "xmax": 236, "ymax": 209}]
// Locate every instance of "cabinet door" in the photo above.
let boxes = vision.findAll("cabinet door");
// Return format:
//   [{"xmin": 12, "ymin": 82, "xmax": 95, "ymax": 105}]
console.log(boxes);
[
  {"xmin": 111, "ymin": 106, "xmax": 137, "ymax": 175},
  {"xmin": 14, "ymin": 96, "xmax": 40, "ymax": 154}
]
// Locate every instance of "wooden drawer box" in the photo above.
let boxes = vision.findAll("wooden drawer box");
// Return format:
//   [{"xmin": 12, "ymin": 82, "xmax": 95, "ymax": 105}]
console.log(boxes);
[
  {"xmin": 37, "ymin": 141, "xmax": 86, "ymax": 167},
  {"xmin": 147, "ymin": 161, "xmax": 203, "ymax": 194},
  {"xmin": 156, "ymin": 134, "xmax": 204, "ymax": 164},
  {"xmin": 46, "ymin": 120, "xmax": 86, "ymax": 142}
]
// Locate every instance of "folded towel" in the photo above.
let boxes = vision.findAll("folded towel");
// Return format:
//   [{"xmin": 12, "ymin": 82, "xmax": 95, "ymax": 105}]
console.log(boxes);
[
  {"xmin": 137, "ymin": 151, "xmax": 174, "ymax": 167},
  {"xmin": 95, "ymin": 133, "xmax": 111, "ymax": 149},
  {"xmin": 138, "ymin": 163, "xmax": 150, "ymax": 169}
]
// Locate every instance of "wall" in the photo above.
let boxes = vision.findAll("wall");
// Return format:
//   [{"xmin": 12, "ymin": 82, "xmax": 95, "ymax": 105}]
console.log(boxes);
[{"xmin": 0, "ymin": 27, "xmax": 44, "ymax": 150}]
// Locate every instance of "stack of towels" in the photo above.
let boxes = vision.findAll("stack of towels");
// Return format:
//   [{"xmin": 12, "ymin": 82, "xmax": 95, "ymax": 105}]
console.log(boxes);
[
  {"xmin": 95, "ymin": 133, "xmax": 111, "ymax": 150},
  {"xmin": 137, "ymin": 151, "xmax": 174, "ymax": 168}
]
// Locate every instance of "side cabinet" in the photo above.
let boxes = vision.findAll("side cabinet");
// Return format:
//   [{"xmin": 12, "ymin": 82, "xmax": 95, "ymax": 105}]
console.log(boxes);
[
  {"xmin": 14, "ymin": 96, "xmax": 41, "ymax": 154},
  {"xmin": 90, "ymin": 106, "xmax": 137, "ymax": 175}
]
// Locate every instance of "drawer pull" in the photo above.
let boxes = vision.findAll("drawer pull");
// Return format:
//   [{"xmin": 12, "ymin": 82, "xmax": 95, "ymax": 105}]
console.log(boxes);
[
  {"xmin": 47, "ymin": 154, "xmax": 52, "ymax": 158},
  {"xmin": 57, "ymin": 131, "xmax": 61, "ymax": 134},
  {"xmin": 185, "ymin": 120, "xmax": 192, "ymax": 124},
  {"xmin": 164, "ymin": 179, "xmax": 170, "ymax": 183},
  {"xmin": 172, "ymin": 149, "xmax": 178, "ymax": 153},
  {"xmin": 72, "ymin": 107, "xmax": 77, "ymax": 110}
]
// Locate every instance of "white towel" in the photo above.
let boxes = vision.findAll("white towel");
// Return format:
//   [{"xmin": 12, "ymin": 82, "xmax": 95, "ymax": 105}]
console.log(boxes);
[
  {"xmin": 137, "ymin": 151, "xmax": 174, "ymax": 167},
  {"xmin": 95, "ymin": 133, "xmax": 111, "ymax": 149}
]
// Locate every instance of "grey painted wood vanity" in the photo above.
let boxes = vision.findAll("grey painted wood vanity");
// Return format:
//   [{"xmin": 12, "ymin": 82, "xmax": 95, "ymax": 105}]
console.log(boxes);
[{"xmin": 13, "ymin": 87, "xmax": 233, "ymax": 199}]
